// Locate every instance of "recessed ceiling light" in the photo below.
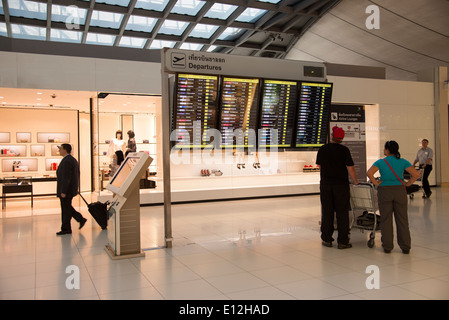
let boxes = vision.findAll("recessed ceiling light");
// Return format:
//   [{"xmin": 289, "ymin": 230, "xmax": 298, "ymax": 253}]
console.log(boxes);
[{"xmin": 37, "ymin": 92, "xmax": 42, "ymax": 95}]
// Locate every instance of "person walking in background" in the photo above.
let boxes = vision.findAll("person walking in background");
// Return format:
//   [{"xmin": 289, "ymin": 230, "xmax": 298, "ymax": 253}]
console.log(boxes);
[
  {"xmin": 367, "ymin": 140, "xmax": 420, "ymax": 254},
  {"xmin": 56, "ymin": 144, "xmax": 87, "ymax": 235},
  {"xmin": 413, "ymin": 139, "xmax": 433, "ymax": 198},
  {"xmin": 316, "ymin": 126, "xmax": 359, "ymax": 249}
]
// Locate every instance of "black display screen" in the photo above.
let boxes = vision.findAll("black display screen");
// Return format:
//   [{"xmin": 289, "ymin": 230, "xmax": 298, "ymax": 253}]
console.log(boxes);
[
  {"xmin": 219, "ymin": 77, "xmax": 260, "ymax": 148},
  {"xmin": 173, "ymin": 73, "xmax": 219, "ymax": 149},
  {"xmin": 259, "ymin": 79, "xmax": 298, "ymax": 148},
  {"xmin": 294, "ymin": 82, "xmax": 333, "ymax": 148}
]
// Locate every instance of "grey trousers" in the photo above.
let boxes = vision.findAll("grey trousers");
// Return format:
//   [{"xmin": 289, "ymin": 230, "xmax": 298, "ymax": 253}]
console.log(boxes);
[{"xmin": 377, "ymin": 186, "xmax": 411, "ymax": 251}]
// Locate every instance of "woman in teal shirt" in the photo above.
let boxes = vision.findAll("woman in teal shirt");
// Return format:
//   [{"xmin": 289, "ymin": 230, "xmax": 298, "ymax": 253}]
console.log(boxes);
[{"xmin": 367, "ymin": 141, "xmax": 420, "ymax": 254}]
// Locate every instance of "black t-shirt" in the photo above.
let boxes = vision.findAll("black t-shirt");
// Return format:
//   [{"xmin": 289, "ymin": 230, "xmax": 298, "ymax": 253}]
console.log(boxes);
[{"xmin": 316, "ymin": 142, "xmax": 354, "ymax": 185}]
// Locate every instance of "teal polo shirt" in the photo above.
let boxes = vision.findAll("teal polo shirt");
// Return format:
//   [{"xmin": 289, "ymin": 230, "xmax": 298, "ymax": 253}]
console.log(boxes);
[{"xmin": 373, "ymin": 156, "xmax": 412, "ymax": 186}]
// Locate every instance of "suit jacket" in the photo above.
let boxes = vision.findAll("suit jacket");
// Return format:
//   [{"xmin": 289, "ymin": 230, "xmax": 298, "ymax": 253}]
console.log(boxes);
[{"xmin": 56, "ymin": 154, "xmax": 80, "ymax": 198}]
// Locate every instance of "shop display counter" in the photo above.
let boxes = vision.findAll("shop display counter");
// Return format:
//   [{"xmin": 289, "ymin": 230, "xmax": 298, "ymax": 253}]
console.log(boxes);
[
  {"xmin": 99, "ymin": 171, "xmax": 320, "ymax": 205},
  {"xmin": 1, "ymin": 176, "xmax": 33, "ymax": 209}
]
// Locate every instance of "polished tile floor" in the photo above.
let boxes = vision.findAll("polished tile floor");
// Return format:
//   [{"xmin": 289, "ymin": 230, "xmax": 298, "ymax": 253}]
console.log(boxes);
[{"xmin": 1, "ymin": 187, "xmax": 449, "ymax": 300}]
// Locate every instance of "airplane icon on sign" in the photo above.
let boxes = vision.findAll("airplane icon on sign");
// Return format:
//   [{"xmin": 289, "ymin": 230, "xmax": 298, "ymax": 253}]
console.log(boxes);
[{"xmin": 172, "ymin": 53, "xmax": 186, "ymax": 68}]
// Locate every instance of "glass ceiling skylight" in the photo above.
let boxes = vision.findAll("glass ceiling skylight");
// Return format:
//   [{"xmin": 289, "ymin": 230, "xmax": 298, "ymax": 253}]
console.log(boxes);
[
  {"xmin": 0, "ymin": 23, "xmax": 7, "ymax": 37},
  {"xmin": 171, "ymin": 0, "xmax": 205, "ymax": 16},
  {"xmin": 125, "ymin": 15, "xmax": 157, "ymax": 33},
  {"xmin": 204, "ymin": 3, "xmax": 238, "ymax": 20},
  {"xmin": 135, "ymin": 0, "xmax": 169, "ymax": 12},
  {"xmin": 51, "ymin": 4, "xmax": 87, "ymax": 26},
  {"xmin": 149, "ymin": 40, "xmax": 176, "ymax": 49},
  {"xmin": 235, "ymin": 8, "xmax": 267, "ymax": 23},
  {"xmin": 257, "ymin": 0, "xmax": 282, "ymax": 3},
  {"xmin": 119, "ymin": 36, "xmax": 146, "ymax": 48},
  {"xmin": 11, "ymin": 23, "xmax": 46, "ymax": 40},
  {"xmin": 189, "ymin": 24, "xmax": 218, "ymax": 39},
  {"xmin": 95, "ymin": 0, "xmax": 131, "ymax": 7},
  {"xmin": 50, "ymin": 29, "xmax": 82, "ymax": 43},
  {"xmin": 85, "ymin": 32, "xmax": 115, "ymax": 46},
  {"xmin": 217, "ymin": 27, "xmax": 244, "ymax": 41},
  {"xmin": 90, "ymin": 10, "xmax": 123, "ymax": 29},
  {"xmin": 180, "ymin": 42, "xmax": 203, "ymax": 51},
  {"xmin": 159, "ymin": 19, "xmax": 189, "ymax": 36},
  {"xmin": 0, "ymin": 0, "xmax": 336, "ymax": 59},
  {"xmin": 8, "ymin": 0, "xmax": 46, "ymax": 20}
]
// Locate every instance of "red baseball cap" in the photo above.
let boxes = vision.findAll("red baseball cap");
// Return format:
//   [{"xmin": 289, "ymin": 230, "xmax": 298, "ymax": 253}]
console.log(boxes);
[{"xmin": 332, "ymin": 126, "xmax": 345, "ymax": 140}]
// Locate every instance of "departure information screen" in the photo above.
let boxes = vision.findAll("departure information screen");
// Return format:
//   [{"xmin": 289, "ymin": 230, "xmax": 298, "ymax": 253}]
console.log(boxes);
[
  {"xmin": 219, "ymin": 77, "xmax": 260, "ymax": 148},
  {"xmin": 295, "ymin": 82, "xmax": 333, "ymax": 148},
  {"xmin": 259, "ymin": 79, "xmax": 298, "ymax": 148},
  {"xmin": 173, "ymin": 73, "xmax": 218, "ymax": 148}
]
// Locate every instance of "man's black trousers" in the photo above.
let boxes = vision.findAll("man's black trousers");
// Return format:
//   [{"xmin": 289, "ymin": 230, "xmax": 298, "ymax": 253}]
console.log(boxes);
[
  {"xmin": 320, "ymin": 183, "xmax": 351, "ymax": 245},
  {"xmin": 60, "ymin": 196, "xmax": 84, "ymax": 232}
]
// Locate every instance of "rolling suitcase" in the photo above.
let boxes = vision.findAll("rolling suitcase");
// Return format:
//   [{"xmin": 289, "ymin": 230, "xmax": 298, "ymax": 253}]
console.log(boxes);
[{"xmin": 79, "ymin": 193, "xmax": 108, "ymax": 230}]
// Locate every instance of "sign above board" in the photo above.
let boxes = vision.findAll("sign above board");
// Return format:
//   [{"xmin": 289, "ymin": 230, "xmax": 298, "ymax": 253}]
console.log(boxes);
[{"xmin": 162, "ymin": 48, "xmax": 327, "ymax": 82}]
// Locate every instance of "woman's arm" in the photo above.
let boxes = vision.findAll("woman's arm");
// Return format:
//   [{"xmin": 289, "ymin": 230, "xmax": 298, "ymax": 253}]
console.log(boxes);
[
  {"xmin": 405, "ymin": 165, "xmax": 420, "ymax": 186},
  {"xmin": 367, "ymin": 165, "xmax": 381, "ymax": 187}
]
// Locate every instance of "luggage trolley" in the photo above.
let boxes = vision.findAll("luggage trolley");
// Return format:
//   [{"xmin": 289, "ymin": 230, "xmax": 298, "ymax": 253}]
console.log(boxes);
[
  {"xmin": 404, "ymin": 166, "xmax": 424, "ymax": 199},
  {"xmin": 349, "ymin": 183, "xmax": 380, "ymax": 248}
]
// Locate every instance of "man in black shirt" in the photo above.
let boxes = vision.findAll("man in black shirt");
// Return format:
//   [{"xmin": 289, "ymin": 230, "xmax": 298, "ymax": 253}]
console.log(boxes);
[{"xmin": 316, "ymin": 126, "xmax": 358, "ymax": 249}]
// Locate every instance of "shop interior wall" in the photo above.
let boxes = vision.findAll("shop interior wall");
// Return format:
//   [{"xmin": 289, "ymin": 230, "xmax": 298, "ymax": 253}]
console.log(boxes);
[
  {"xmin": 98, "ymin": 112, "xmax": 157, "ymax": 175},
  {"xmin": 0, "ymin": 107, "xmax": 79, "ymax": 194}
]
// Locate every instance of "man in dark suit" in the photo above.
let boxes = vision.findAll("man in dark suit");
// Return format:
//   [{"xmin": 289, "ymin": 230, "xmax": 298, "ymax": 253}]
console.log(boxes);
[{"xmin": 56, "ymin": 144, "xmax": 87, "ymax": 235}]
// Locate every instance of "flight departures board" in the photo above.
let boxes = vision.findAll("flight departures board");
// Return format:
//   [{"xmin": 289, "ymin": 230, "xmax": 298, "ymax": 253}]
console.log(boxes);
[
  {"xmin": 294, "ymin": 82, "xmax": 333, "ymax": 148},
  {"xmin": 171, "ymin": 73, "xmax": 333, "ymax": 150},
  {"xmin": 219, "ymin": 77, "xmax": 260, "ymax": 148},
  {"xmin": 173, "ymin": 73, "xmax": 219, "ymax": 148},
  {"xmin": 259, "ymin": 79, "xmax": 298, "ymax": 148}
]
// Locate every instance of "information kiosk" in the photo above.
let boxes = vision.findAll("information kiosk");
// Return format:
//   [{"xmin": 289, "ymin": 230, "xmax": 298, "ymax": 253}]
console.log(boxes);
[{"xmin": 105, "ymin": 152, "xmax": 153, "ymax": 259}]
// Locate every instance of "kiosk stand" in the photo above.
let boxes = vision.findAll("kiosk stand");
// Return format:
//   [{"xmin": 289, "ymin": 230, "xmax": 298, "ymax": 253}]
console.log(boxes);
[{"xmin": 105, "ymin": 152, "xmax": 153, "ymax": 259}]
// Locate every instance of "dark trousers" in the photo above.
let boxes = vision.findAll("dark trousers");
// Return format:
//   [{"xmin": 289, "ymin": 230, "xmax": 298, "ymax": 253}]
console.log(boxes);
[
  {"xmin": 60, "ymin": 196, "xmax": 84, "ymax": 232},
  {"xmin": 421, "ymin": 165, "xmax": 432, "ymax": 196},
  {"xmin": 377, "ymin": 186, "xmax": 411, "ymax": 251},
  {"xmin": 320, "ymin": 183, "xmax": 350, "ymax": 245}
]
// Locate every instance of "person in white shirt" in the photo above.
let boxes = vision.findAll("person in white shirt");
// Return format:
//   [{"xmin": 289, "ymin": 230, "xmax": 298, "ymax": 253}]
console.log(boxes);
[{"xmin": 413, "ymin": 139, "xmax": 433, "ymax": 198}]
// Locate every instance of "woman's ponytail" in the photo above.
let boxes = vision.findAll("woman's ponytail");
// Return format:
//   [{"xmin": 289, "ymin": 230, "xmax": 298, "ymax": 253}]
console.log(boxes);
[{"xmin": 385, "ymin": 140, "xmax": 401, "ymax": 159}]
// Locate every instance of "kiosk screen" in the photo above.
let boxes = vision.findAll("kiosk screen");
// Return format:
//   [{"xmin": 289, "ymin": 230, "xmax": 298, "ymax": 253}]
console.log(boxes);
[{"xmin": 110, "ymin": 157, "xmax": 140, "ymax": 189}]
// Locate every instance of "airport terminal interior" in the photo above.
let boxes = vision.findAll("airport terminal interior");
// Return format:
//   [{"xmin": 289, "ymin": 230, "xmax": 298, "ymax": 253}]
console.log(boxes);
[{"xmin": 1, "ymin": 0, "xmax": 449, "ymax": 301}]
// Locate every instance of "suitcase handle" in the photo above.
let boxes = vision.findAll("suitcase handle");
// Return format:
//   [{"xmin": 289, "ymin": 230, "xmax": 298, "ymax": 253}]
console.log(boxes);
[{"xmin": 78, "ymin": 193, "xmax": 89, "ymax": 206}]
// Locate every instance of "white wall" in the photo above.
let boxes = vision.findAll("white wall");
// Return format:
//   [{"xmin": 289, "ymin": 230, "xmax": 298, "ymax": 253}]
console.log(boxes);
[
  {"xmin": 0, "ymin": 51, "xmax": 162, "ymax": 94},
  {"xmin": 329, "ymin": 76, "xmax": 435, "ymax": 184}
]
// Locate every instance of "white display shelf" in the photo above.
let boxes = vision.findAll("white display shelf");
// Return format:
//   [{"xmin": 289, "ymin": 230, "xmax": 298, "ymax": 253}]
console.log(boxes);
[
  {"xmin": 37, "ymin": 132, "xmax": 70, "ymax": 143},
  {"xmin": 45, "ymin": 158, "xmax": 62, "ymax": 171},
  {"xmin": 0, "ymin": 145, "xmax": 27, "ymax": 157},
  {"xmin": 99, "ymin": 172, "xmax": 320, "ymax": 205},
  {"xmin": 16, "ymin": 132, "xmax": 31, "ymax": 143},
  {"xmin": 2, "ymin": 158, "xmax": 38, "ymax": 172},
  {"xmin": 0, "ymin": 132, "xmax": 10, "ymax": 143},
  {"xmin": 30, "ymin": 145, "xmax": 45, "ymax": 157}
]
